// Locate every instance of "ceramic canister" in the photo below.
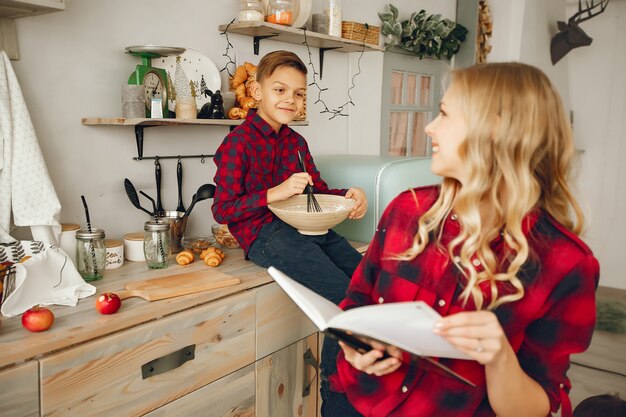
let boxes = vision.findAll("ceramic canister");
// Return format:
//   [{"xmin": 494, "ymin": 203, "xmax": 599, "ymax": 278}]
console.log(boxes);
[
  {"xmin": 124, "ymin": 232, "xmax": 145, "ymax": 262},
  {"xmin": 105, "ymin": 239, "xmax": 124, "ymax": 270},
  {"xmin": 59, "ymin": 223, "xmax": 80, "ymax": 264}
]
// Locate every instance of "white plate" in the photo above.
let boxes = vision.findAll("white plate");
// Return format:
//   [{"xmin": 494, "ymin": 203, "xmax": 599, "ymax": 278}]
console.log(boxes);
[
  {"xmin": 262, "ymin": 0, "xmax": 311, "ymax": 28},
  {"xmin": 152, "ymin": 48, "xmax": 221, "ymax": 113}
]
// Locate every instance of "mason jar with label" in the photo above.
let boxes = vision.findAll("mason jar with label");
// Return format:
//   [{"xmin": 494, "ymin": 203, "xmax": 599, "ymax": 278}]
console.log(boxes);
[
  {"xmin": 143, "ymin": 220, "xmax": 171, "ymax": 269},
  {"xmin": 75, "ymin": 228, "xmax": 106, "ymax": 281}
]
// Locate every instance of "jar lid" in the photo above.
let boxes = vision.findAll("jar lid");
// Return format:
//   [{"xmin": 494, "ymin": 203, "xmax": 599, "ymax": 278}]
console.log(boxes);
[
  {"xmin": 144, "ymin": 220, "xmax": 170, "ymax": 231},
  {"xmin": 105, "ymin": 239, "xmax": 123, "ymax": 248},
  {"xmin": 61, "ymin": 223, "xmax": 80, "ymax": 231},
  {"xmin": 76, "ymin": 228, "xmax": 105, "ymax": 239},
  {"xmin": 124, "ymin": 232, "xmax": 144, "ymax": 241}
]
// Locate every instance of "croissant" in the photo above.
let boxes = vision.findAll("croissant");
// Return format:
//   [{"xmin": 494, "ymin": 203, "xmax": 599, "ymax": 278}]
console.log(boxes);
[
  {"xmin": 230, "ymin": 65, "xmax": 248, "ymax": 88},
  {"xmin": 176, "ymin": 250, "xmax": 194, "ymax": 266},
  {"xmin": 235, "ymin": 84, "xmax": 247, "ymax": 104},
  {"xmin": 204, "ymin": 253, "xmax": 222, "ymax": 267},
  {"xmin": 228, "ymin": 107, "xmax": 246, "ymax": 119},
  {"xmin": 243, "ymin": 62, "xmax": 257, "ymax": 75},
  {"xmin": 240, "ymin": 97, "xmax": 256, "ymax": 110}
]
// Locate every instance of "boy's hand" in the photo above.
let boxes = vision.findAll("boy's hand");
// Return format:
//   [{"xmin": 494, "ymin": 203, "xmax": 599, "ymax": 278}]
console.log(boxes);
[
  {"xmin": 345, "ymin": 187, "xmax": 367, "ymax": 219},
  {"xmin": 267, "ymin": 172, "xmax": 312, "ymax": 203}
]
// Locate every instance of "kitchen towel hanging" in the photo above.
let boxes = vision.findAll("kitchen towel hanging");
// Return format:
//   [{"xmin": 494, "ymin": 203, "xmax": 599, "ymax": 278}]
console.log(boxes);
[{"xmin": 0, "ymin": 51, "xmax": 62, "ymax": 243}]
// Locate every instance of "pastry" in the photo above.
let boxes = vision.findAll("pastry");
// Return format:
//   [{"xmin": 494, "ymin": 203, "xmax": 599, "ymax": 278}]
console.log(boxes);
[{"xmin": 175, "ymin": 250, "xmax": 194, "ymax": 266}]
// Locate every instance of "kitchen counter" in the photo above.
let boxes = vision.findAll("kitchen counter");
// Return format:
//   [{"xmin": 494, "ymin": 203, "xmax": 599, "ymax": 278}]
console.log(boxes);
[{"xmin": 0, "ymin": 247, "xmax": 269, "ymax": 369}]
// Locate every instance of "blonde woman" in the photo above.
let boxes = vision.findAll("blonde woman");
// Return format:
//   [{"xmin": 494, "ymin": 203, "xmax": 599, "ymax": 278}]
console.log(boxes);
[{"xmin": 325, "ymin": 63, "xmax": 599, "ymax": 417}]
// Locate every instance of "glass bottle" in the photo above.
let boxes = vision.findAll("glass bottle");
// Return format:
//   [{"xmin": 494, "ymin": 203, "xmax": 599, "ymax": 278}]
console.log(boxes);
[
  {"xmin": 239, "ymin": 0, "xmax": 265, "ymax": 23},
  {"xmin": 323, "ymin": 0, "xmax": 342, "ymax": 37},
  {"xmin": 267, "ymin": 0, "xmax": 293, "ymax": 26},
  {"xmin": 143, "ymin": 220, "xmax": 171, "ymax": 269},
  {"xmin": 75, "ymin": 228, "xmax": 106, "ymax": 281}
]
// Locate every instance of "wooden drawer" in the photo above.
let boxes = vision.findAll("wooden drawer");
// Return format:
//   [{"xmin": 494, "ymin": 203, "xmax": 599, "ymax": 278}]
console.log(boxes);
[
  {"xmin": 39, "ymin": 290, "xmax": 256, "ymax": 417},
  {"xmin": 256, "ymin": 333, "xmax": 319, "ymax": 417},
  {"xmin": 0, "ymin": 361, "xmax": 39, "ymax": 417},
  {"xmin": 256, "ymin": 282, "xmax": 318, "ymax": 359},
  {"xmin": 143, "ymin": 364, "xmax": 255, "ymax": 417}
]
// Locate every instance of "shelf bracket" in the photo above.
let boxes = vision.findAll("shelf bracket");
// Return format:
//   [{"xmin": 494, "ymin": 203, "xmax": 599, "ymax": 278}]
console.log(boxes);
[
  {"xmin": 134, "ymin": 125, "xmax": 147, "ymax": 159},
  {"xmin": 319, "ymin": 47, "xmax": 341, "ymax": 79},
  {"xmin": 253, "ymin": 34, "xmax": 279, "ymax": 55}
]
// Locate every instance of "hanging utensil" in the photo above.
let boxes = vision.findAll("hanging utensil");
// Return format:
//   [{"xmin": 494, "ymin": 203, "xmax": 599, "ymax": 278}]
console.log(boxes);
[
  {"xmin": 183, "ymin": 184, "xmax": 216, "ymax": 218},
  {"xmin": 124, "ymin": 178, "xmax": 152, "ymax": 216},
  {"xmin": 155, "ymin": 159, "xmax": 164, "ymax": 215},
  {"xmin": 139, "ymin": 190, "xmax": 156, "ymax": 216},
  {"xmin": 176, "ymin": 158, "xmax": 185, "ymax": 212}
]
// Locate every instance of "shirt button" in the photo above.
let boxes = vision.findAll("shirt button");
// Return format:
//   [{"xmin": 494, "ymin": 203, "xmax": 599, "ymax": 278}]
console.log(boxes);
[
  {"xmin": 559, "ymin": 383, "xmax": 564, "ymax": 389},
  {"xmin": 378, "ymin": 297, "xmax": 384, "ymax": 304},
  {"xmin": 453, "ymin": 256, "xmax": 461, "ymax": 263},
  {"xmin": 438, "ymin": 299, "xmax": 446, "ymax": 307},
  {"xmin": 401, "ymin": 385, "xmax": 408, "ymax": 393},
  {"xmin": 472, "ymin": 258, "xmax": 481, "ymax": 267},
  {"xmin": 450, "ymin": 214, "xmax": 458, "ymax": 221}
]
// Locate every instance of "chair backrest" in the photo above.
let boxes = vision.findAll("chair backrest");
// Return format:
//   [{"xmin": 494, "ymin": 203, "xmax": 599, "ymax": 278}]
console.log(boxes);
[{"xmin": 314, "ymin": 155, "xmax": 441, "ymax": 243}]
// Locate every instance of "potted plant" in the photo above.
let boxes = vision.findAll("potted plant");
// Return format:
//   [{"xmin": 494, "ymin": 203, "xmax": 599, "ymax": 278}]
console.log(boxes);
[{"xmin": 378, "ymin": 4, "xmax": 468, "ymax": 59}]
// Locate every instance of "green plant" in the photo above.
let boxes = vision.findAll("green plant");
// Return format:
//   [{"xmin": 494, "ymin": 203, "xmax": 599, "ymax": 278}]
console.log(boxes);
[{"xmin": 378, "ymin": 4, "xmax": 468, "ymax": 59}]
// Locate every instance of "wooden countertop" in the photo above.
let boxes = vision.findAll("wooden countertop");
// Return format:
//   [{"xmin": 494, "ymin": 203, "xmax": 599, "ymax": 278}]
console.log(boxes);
[{"xmin": 0, "ymin": 248, "xmax": 270, "ymax": 369}]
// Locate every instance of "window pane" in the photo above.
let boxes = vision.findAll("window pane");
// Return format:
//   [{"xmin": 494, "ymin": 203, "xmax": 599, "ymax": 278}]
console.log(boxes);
[
  {"xmin": 406, "ymin": 73, "xmax": 417, "ymax": 105},
  {"xmin": 389, "ymin": 112, "xmax": 408, "ymax": 156},
  {"xmin": 391, "ymin": 71, "xmax": 403, "ymax": 105},
  {"xmin": 411, "ymin": 112, "xmax": 430, "ymax": 157},
  {"xmin": 419, "ymin": 75, "xmax": 432, "ymax": 106}
]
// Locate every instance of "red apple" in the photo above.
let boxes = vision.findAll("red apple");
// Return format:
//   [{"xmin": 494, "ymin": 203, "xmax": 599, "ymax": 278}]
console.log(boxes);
[
  {"xmin": 21, "ymin": 306, "xmax": 55, "ymax": 332},
  {"xmin": 95, "ymin": 292, "xmax": 121, "ymax": 315}
]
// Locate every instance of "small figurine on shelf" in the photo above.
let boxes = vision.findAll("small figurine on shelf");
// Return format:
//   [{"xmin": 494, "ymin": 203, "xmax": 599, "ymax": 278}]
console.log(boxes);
[{"xmin": 198, "ymin": 89, "xmax": 226, "ymax": 119}]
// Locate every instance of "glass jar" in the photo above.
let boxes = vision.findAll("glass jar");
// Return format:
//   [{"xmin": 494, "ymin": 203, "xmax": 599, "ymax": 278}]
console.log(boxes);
[
  {"xmin": 143, "ymin": 220, "xmax": 171, "ymax": 269},
  {"xmin": 239, "ymin": 0, "xmax": 265, "ymax": 23},
  {"xmin": 323, "ymin": 0, "xmax": 342, "ymax": 37},
  {"xmin": 267, "ymin": 0, "xmax": 293, "ymax": 25},
  {"xmin": 75, "ymin": 228, "xmax": 106, "ymax": 281}
]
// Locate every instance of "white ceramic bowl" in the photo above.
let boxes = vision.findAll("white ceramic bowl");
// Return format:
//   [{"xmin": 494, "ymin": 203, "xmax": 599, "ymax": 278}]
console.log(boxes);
[{"xmin": 268, "ymin": 194, "xmax": 354, "ymax": 235}]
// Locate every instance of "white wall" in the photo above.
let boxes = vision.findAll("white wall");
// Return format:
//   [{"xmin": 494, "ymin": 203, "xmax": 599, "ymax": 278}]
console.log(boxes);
[
  {"xmin": 566, "ymin": 0, "xmax": 626, "ymax": 290},
  {"xmin": 8, "ymin": 0, "xmax": 455, "ymax": 241}
]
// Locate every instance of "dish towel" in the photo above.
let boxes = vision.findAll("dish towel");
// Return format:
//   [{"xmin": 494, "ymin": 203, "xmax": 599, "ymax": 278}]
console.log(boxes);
[
  {"xmin": 0, "ymin": 50, "xmax": 61, "ymax": 243},
  {"xmin": 0, "ymin": 241, "xmax": 96, "ymax": 317}
]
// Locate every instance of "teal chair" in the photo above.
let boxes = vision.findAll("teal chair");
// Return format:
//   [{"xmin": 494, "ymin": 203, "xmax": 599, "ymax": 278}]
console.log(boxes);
[{"xmin": 314, "ymin": 155, "xmax": 442, "ymax": 244}]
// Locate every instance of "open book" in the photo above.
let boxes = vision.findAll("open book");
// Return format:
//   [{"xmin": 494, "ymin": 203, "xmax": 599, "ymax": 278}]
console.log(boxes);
[{"xmin": 268, "ymin": 266, "xmax": 476, "ymax": 387}]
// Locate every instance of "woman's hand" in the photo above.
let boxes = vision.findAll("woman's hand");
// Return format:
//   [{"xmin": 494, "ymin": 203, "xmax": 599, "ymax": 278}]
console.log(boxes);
[
  {"xmin": 267, "ymin": 172, "xmax": 311, "ymax": 203},
  {"xmin": 339, "ymin": 340, "xmax": 402, "ymax": 377},
  {"xmin": 434, "ymin": 310, "xmax": 511, "ymax": 366},
  {"xmin": 345, "ymin": 187, "xmax": 367, "ymax": 219}
]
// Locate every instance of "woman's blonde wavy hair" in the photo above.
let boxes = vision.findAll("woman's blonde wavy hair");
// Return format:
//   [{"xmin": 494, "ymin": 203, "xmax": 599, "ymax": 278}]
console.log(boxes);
[{"xmin": 398, "ymin": 62, "xmax": 584, "ymax": 310}]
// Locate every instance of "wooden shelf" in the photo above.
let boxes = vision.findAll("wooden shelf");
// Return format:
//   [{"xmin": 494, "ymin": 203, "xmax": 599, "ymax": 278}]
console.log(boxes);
[
  {"xmin": 81, "ymin": 117, "xmax": 309, "ymax": 160},
  {"xmin": 218, "ymin": 21, "xmax": 383, "ymax": 53},
  {"xmin": 0, "ymin": 0, "xmax": 65, "ymax": 19},
  {"xmin": 81, "ymin": 117, "xmax": 308, "ymax": 127}
]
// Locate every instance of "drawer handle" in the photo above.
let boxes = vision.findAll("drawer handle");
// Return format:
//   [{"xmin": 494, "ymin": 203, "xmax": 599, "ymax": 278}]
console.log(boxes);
[
  {"xmin": 302, "ymin": 348, "xmax": 319, "ymax": 398},
  {"xmin": 141, "ymin": 344, "xmax": 196, "ymax": 379}
]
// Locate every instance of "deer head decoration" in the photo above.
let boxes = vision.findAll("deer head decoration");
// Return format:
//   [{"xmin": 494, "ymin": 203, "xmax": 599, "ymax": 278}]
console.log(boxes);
[{"xmin": 550, "ymin": 0, "xmax": 609, "ymax": 64}]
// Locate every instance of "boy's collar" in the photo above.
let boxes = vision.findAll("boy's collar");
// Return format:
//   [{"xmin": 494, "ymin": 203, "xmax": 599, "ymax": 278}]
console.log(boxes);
[{"xmin": 246, "ymin": 108, "xmax": 290, "ymax": 138}]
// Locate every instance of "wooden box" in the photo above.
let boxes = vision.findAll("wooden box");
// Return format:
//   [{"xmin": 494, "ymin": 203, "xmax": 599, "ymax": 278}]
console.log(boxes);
[{"xmin": 341, "ymin": 21, "xmax": 380, "ymax": 46}]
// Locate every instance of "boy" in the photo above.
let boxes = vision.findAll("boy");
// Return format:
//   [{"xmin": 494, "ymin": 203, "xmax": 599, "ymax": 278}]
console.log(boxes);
[{"xmin": 211, "ymin": 50, "xmax": 367, "ymax": 304}]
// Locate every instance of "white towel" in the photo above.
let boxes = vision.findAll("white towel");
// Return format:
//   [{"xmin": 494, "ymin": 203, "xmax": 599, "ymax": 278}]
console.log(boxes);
[
  {"xmin": 0, "ymin": 241, "xmax": 96, "ymax": 317},
  {"xmin": 0, "ymin": 50, "xmax": 61, "ymax": 242}
]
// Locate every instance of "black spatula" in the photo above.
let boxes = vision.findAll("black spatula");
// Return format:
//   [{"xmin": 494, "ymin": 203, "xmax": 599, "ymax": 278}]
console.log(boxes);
[{"xmin": 124, "ymin": 178, "xmax": 152, "ymax": 216}]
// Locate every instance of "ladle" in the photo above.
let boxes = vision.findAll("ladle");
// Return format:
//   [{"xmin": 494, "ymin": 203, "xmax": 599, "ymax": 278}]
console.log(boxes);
[{"xmin": 183, "ymin": 184, "xmax": 216, "ymax": 218}]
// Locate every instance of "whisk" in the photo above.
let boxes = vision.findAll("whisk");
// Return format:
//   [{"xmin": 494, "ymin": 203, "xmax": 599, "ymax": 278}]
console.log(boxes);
[{"xmin": 297, "ymin": 151, "xmax": 322, "ymax": 213}]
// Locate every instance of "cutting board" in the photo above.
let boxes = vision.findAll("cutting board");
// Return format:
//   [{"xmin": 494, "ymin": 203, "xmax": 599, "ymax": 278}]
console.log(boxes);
[{"xmin": 115, "ymin": 269, "xmax": 241, "ymax": 301}]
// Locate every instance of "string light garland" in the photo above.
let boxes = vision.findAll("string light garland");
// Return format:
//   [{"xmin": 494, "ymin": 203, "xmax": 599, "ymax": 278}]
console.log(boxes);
[
  {"xmin": 218, "ymin": 20, "xmax": 369, "ymax": 120},
  {"xmin": 219, "ymin": 19, "xmax": 237, "ymax": 78},
  {"xmin": 301, "ymin": 27, "xmax": 367, "ymax": 120}
]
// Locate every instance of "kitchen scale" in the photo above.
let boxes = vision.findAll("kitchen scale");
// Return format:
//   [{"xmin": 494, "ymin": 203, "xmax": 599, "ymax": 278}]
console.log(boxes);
[{"xmin": 125, "ymin": 45, "xmax": 186, "ymax": 117}]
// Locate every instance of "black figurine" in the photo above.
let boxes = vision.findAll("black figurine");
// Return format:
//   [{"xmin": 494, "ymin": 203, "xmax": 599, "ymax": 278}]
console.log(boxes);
[{"xmin": 198, "ymin": 89, "xmax": 226, "ymax": 119}]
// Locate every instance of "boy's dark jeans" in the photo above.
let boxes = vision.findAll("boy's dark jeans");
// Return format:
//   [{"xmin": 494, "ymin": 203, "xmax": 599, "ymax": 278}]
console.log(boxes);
[{"xmin": 248, "ymin": 218, "xmax": 363, "ymax": 417}]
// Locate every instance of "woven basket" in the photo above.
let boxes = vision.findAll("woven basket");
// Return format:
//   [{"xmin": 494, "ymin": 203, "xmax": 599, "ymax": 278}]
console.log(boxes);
[{"xmin": 342, "ymin": 21, "xmax": 380, "ymax": 46}]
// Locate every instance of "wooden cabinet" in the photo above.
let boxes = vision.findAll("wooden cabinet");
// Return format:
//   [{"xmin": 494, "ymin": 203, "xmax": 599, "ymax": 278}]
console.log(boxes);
[
  {"xmin": 0, "ymin": 253, "xmax": 321, "ymax": 417},
  {"xmin": 0, "ymin": 361, "xmax": 39, "ymax": 417}
]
